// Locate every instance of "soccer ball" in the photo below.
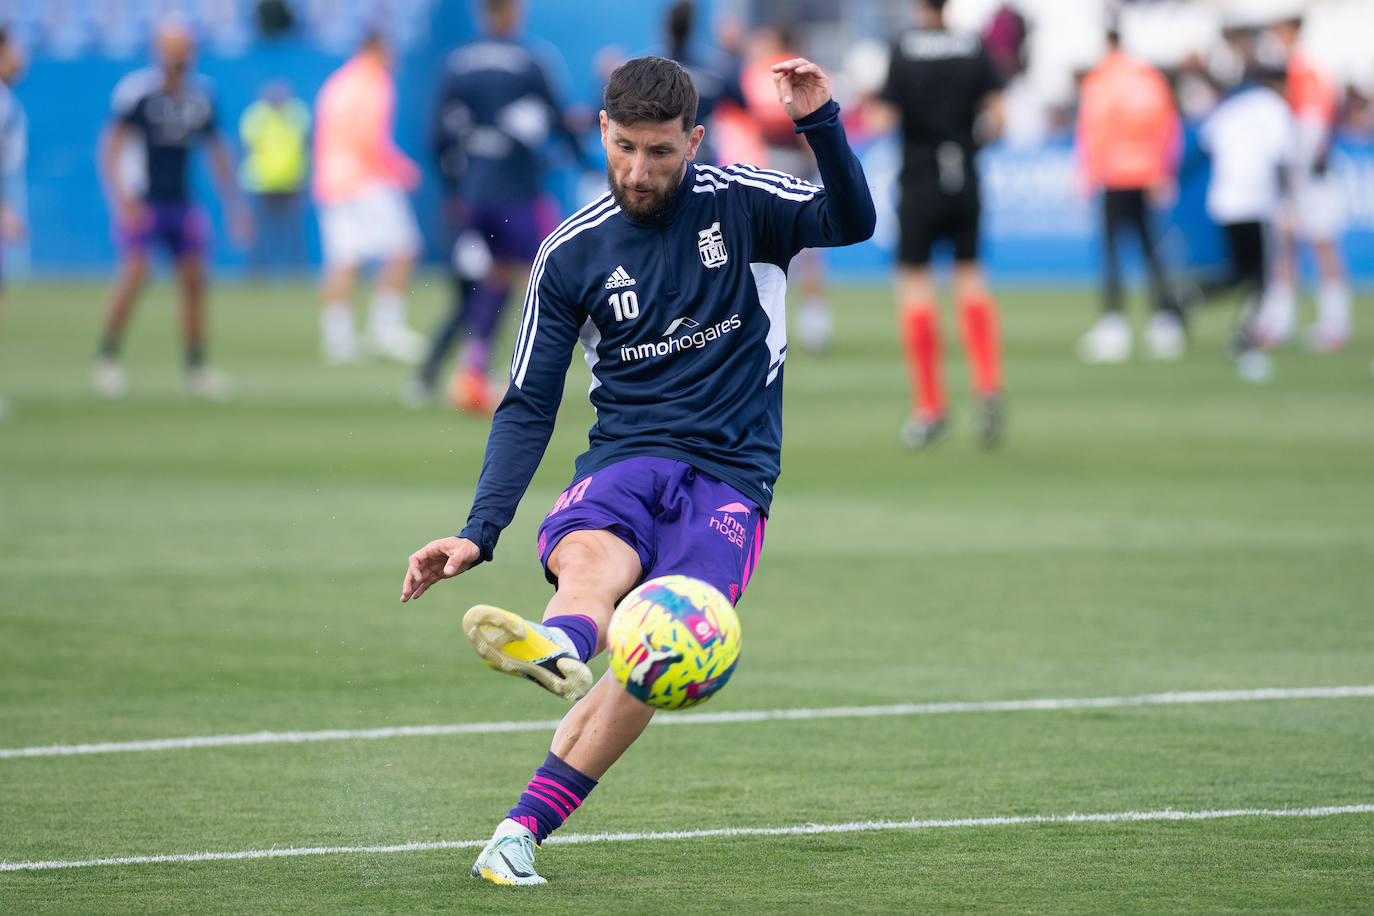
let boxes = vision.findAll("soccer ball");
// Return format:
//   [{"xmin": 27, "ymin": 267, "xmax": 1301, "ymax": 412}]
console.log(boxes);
[{"xmin": 607, "ymin": 575, "xmax": 742, "ymax": 710}]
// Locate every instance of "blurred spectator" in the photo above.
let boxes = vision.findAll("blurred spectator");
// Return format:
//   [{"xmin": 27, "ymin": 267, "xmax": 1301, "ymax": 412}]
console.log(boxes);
[
  {"xmin": 980, "ymin": 2, "xmax": 1027, "ymax": 83},
  {"xmin": 407, "ymin": 0, "xmax": 588, "ymax": 411},
  {"xmin": 1254, "ymin": 14, "xmax": 1351, "ymax": 352},
  {"xmin": 94, "ymin": 18, "xmax": 253, "ymax": 401},
  {"xmin": 1191, "ymin": 61, "xmax": 1294, "ymax": 371},
  {"xmin": 312, "ymin": 31, "xmax": 424, "ymax": 365},
  {"xmin": 255, "ymin": 0, "xmax": 296, "ymax": 38},
  {"xmin": 740, "ymin": 24, "xmax": 832, "ymax": 352},
  {"xmin": 660, "ymin": 0, "xmax": 745, "ymax": 166},
  {"xmin": 872, "ymin": 0, "xmax": 1006, "ymax": 449},
  {"xmin": 239, "ymin": 80, "xmax": 310, "ymax": 278},
  {"xmin": 1074, "ymin": 25, "xmax": 1186, "ymax": 364},
  {"xmin": 0, "ymin": 28, "xmax": 26, "ymax": 421}
]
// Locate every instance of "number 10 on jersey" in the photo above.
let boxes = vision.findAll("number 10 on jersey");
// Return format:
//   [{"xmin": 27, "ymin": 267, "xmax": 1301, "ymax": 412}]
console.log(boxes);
[{"xmin": 610, "ymin": 291, "xmax": 639, "ymax": 322}]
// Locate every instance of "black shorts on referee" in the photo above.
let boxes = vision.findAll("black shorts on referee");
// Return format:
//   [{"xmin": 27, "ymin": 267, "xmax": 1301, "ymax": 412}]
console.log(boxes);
[{"xmin": 898, "ymin": 180, "xmax": 982, "ymax": 266}]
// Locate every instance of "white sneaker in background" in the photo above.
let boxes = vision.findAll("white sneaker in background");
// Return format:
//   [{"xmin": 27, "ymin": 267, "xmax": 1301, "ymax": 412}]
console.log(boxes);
[
  {"xmin": 1076, "ymin": 312, "xmax": 1132, "ymax": 364},
  {"xmin": 320, "ymin": 307, "xmax": 359, "ymax": 365},
  {"xmin": 796, "ymin": 298, "xmax": 833, "ymax": 353},
  {"xmin": 185, "ymin": 366, "xmax": 231, "ymax": 401},
  {"xmin": 1144, "ymin": 311, "xmax": 1186, "ymax": 361},
  {"xmin": 93, "ymin": 358, "xmax": 129, "ymax": 399},
  {"xmin": 1306, "ymin": 321, "xmax": 1350, "ymax": 354}
]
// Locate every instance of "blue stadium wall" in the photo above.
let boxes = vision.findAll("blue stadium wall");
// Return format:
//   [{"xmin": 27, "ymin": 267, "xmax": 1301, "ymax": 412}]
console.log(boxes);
[{"xmin": 8, "ymin": 0, "xmax": 1374, "ymax": 285}]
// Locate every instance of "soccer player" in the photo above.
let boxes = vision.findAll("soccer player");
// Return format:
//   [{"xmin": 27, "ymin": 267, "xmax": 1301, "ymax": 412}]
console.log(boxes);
[
  {"xmin": 94, "ymin": 19, "xmax": 253, "ymax": 400},
  {"xmin": 409, "ymin": 0, "xmax": 588, "ymax": 412},
  {"xmin": 1194, "ymin": 63, "xmax": 1294, "ymax": 371},
  {"xmin": 400, "ymin": 55, "xmax": 874, "ymax": 885},
  {"xmin": 1075, "ymin": 26, "xmax": 1187, "ymax": 363},
  {"xmin": 0, "ymin": 29, "xmax": 27, "ymax": 420},
  {"xmin": 1254, "ymin": 14, "xmax": 1351, "ymax": 352},
  {"xmin": 873, "ymin": 0, "xmax": 1006, "ymax": 448},
  {"xmin": 312, "ymin": 33, "xmax": 425, "ymax": 365}
]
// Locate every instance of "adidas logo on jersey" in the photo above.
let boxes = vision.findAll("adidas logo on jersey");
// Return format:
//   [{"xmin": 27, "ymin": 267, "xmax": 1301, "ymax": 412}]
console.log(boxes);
[{"xmin": 604, "ymin": 266, "xmax": 636, "ymax": 289}]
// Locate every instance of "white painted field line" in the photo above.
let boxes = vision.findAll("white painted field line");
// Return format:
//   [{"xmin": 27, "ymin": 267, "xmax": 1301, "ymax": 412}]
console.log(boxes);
[
  {"xmin": 3, "ymin": 685, "xmax": 1372, "ymax": 760},
  {"xmin": 3, "ymin": 804, "xmax": 1372, "ymax": 873}
]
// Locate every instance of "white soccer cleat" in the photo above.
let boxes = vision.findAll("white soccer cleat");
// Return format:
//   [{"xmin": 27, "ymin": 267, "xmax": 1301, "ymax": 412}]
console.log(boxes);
[
  {"xmin": 796, "ymin": 299, "xmax": 833, "ymax": 353},
  {"xmin": 1306, "ymin": 322, "xmax": 1350, "ymax": 354},
  {"xmin": 1144, "ymin": 311, "xmax": 1186, "ymax": 361},
  {"xmin": 471, "ymin": 819, "xmax": 546, "ymax": 886},
  {"xmin": 185, "ymin": 366, "xmax": 231, "ymax": 401},
  {"xmin": 93, "ymin": 358, "xmax": 129, "ymax": 399},
  {"xmin": 1076, "ymin": 313, "xmax": 1132, "ymax": 364},
  {"xmin": 320, "ymin": 309, "xmax": 360, "ymax": 365},
  {"xmin": 462, "ymin": 605, "xmax": 592, "ymax": 701},
  {"xmin": 368, "ymin": 324, "xmax": 426, "ymax": 365}
]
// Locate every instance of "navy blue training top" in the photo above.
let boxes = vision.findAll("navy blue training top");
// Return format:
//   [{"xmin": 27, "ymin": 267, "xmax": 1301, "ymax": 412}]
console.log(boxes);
[
  {"xmin": 434, "ymin": 37, "xmax": 585, "ymax": 205},
  {"xmin": 112, "ymin": 68, "xmax": 218, "ymax": 205},
  {"xmin": 459, "ymin": 100, "xmax": 875, "ymax": 561}
]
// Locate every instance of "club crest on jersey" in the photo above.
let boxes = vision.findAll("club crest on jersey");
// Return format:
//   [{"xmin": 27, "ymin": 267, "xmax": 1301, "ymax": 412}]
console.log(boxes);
[{"xmin": 697, "ymin": 222, "xmax": 728, "ymax": 269}]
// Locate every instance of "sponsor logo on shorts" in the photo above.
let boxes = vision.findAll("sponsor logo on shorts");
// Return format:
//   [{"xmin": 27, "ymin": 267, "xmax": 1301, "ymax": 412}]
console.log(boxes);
[
  {"xmin": 709, "ymin": 502, "xmax": 750, "ymax": 548},
  {"xmin": 546, "ymin": 476, "xmax": 593, "ymax": 518},
  {"xmin": 618, "ymin": 314, "xmax": 742, "ymax": 364}
]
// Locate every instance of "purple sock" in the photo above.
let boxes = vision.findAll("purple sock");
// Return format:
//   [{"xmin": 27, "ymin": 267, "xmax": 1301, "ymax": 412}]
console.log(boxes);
[
  {"xmin": 544, "ymin": 614, "xmax": 598, "ymax": 662},
  {"xmin": 508, "ymin": 752, "xmax": 598, "ymax": 843}
]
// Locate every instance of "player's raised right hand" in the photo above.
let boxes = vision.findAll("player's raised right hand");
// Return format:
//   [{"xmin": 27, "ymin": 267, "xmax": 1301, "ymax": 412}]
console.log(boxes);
[{"xmin": 401, "ymin": 536, "xmax": 480, "ymax": 602}]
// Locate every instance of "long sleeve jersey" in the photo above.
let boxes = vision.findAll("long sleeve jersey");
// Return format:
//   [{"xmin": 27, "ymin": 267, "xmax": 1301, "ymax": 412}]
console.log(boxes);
[{"xmin": 459, "ymin": 100, "xmax": 875, "ymax": 561}]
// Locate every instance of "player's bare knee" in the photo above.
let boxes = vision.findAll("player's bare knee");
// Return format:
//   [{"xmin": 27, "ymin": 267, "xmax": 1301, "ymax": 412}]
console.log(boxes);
[{"xmin": 548, "ymin": 532, "xmax": 640, "ymax": 602}]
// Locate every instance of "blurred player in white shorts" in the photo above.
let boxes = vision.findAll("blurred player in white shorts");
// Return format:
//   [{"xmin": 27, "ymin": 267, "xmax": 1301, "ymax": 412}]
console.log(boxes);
[
  {"xmin": 1253, "ymin": 15, "xmax": 1351, "ymax": 353},
  {"xmin": 312, "ymin": 33, "xmax": 425, "ymax": 364}
]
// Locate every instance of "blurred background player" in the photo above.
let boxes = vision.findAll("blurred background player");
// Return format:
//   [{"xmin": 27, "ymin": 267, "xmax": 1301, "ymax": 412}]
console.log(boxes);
[
  {"xmin": 312, "ymin": 32, "xmax": 424, "ymax": 366},
  {"xmin": 94, "ymin": 19, "xmax": 252, "ymax": 401},
  {"xmin": 0, "ymin": 28, "xmax": 26, "ymax": 420},
  {"xmin": 874, "ymin": 0, "xmax": 1006, "ymax": 448},
  {"xmin": 740, "ymin": 24, "xmax": 833, "ymax": 352},
  {"xmin": 1193, "ymin": 60, "xmax": 1294, "ymax": 378},
  {"xmin": 238, "ymin": 79, "xmax": 310, "ymax": 280},
  {"xmin": 408, "ymin": 0, "xmax": 587, "ymax": 412},
  {"xmin": 1254, "ymin": 14, "xmax": 1351, "ymax": 353},
  {"xmin": 1075, "ymin": 24, "xmax": 1186, "ymax": 364},
  {"xmin": 660, "ymin": 0, "xmax": 745, "ymax": 167}
]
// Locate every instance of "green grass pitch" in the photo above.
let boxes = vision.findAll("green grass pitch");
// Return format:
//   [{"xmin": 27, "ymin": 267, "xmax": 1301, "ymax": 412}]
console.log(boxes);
[{"xmin": 1, "ymin": 277, "xmax": 1372, "ymax": 913}]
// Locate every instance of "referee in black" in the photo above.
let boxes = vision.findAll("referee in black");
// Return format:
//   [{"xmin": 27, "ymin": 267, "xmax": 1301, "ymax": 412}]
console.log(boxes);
[{"xmin": 875, "ymin": 0, "xmax": 1006, "ymax": 448}]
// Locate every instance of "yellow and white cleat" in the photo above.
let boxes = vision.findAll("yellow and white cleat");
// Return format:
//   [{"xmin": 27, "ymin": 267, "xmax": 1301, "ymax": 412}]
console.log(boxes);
[
  {"xmin": 462, "ymin": 605, "xmax": 592, "ymax": 701},
  {"xmin": 471, "ymin": 819, "xmax": 546, "ymax": 886}
]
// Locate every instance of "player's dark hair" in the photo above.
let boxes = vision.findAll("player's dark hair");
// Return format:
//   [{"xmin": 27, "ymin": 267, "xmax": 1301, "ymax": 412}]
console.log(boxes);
[
  {"xmin": 604, "ymin": 56, "xmax": 698, "ymax": 131},
  {"xmin": 666, "ymin": 1, "xmax": 694, "ymax": 59},
  {"xmin": 1105, "ymin": 28, "xmax": 1121, "ymax": 48},
  {"xmin": 924, "ymin": 0, "xmax": 949, "ymax": 11}
]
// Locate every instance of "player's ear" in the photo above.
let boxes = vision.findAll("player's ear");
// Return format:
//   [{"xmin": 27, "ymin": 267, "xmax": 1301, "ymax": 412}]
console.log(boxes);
[
  {"xmin": 686, "ymin": 124, "xmax": 705, "ymax": 162},
  {"xmin": 599, "ymin": 110, "xmax": 610, "ymax": 149}
]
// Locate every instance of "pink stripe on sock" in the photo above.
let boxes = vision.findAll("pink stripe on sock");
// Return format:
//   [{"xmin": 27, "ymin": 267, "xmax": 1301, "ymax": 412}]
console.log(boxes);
[
  {"xmin": 531, "ymin": 776, "xmax": 582, "ymax": 808},
  {"xmin": 525, "ymin": 784, "xmax": 575, "ymax": 817}
]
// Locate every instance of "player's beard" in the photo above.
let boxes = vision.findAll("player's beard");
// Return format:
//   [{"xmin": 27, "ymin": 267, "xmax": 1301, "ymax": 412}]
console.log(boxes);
[{"xmin": 607, "ymin": 162, "xmax": 682, "ymax": 221}]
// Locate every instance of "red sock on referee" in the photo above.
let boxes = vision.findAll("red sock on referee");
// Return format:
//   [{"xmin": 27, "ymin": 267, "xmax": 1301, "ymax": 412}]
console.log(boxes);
[
  {"xmin": 958, "ymin": 294, "xmax": 1002, "ymax": 398},
  {"xmin": 901, "ymin": 305, "xmax": 945, "ymax": 421}
]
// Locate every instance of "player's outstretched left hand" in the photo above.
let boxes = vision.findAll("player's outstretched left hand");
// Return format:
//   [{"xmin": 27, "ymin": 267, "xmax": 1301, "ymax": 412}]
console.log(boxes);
[
  {"xmin": 401, "ymin": 536, "xmax": 480, "ymax": 602},
  {"xmin": 771, "ymin": 57, "xmax": 832, "ymax": 121}
]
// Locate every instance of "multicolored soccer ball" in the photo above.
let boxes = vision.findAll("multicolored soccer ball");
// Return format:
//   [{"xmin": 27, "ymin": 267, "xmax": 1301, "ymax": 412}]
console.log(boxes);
[{"xmin": 607, "ymin": 575, "xmax": 742, "ymax": 710}]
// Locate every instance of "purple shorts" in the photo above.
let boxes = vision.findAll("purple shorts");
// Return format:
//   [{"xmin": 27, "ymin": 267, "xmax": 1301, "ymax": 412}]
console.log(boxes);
[
  {"xmin": 463, "ymin": 199, "xmax": 550, "ymax": 263},
  {"xmin": 117, "ymin": 202, "xmax": 209, "ymax": 258},
  {"xmin": 536, "ymin": 456, "xmax": 767, "ymax": 606}
]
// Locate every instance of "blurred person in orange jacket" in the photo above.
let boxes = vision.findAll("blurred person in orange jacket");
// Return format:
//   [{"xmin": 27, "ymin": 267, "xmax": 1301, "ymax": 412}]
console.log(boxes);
[
  {"xmin": 313, "ymin": 32, "xmax": 424, "ymax": 365},
  {"xmin": 1075, "ymin": 25, "xmax": 1186, "ymax": 364},
  {"xmin": 1253, "ymin": 14, "xmax": 1351, "ymax": 352},
  {"xmin": 739, "ymin": 24, "xmax": 833, "ymax": 352}
]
